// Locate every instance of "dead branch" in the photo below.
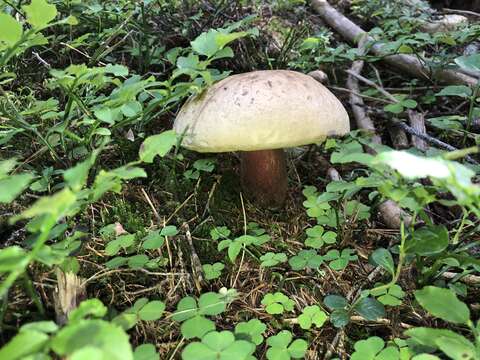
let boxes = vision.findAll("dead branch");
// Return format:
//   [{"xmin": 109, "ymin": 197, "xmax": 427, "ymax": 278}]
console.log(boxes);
[
  {"xmin": 407, "ymin": 110, "xmax": 428, "ymax": 151},
  {"xmin": 345, "ymin": 37, "xmax": 410, "ymax": 229},
  {"xmin": 311, "ymin": 0, "xmax": 478, "ymax": 87}
]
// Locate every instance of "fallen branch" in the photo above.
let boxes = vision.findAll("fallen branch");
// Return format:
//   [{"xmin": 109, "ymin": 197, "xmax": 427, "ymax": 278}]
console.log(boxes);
[
  {"xmin": 311, "ymin": 0, "xmax": 478, "ymax": 87},
  {"xmin": 346, "ymin": 39, "xmax": 411, "ymax": 229}
]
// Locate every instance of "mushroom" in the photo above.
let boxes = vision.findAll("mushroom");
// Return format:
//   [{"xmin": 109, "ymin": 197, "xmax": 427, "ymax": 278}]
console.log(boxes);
[{"xmin": 173, "ymin": 70, "xmax": 350, "ymax": 208}]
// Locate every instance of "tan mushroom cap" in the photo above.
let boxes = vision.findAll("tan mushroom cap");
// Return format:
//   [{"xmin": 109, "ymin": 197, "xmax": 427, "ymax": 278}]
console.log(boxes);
[{"xmin": 173, "ymin": 70, "xmax": 350, "ymax": 152}]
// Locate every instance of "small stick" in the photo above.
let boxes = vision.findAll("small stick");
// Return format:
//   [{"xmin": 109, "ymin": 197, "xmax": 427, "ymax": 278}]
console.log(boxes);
[{"xmin": 183, "ymin": 223, "xmax": 205, "ymax": 293}]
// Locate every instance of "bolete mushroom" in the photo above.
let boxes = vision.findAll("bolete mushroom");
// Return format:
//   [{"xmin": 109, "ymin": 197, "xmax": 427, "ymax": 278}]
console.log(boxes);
[{"xmin": 173, "ymin": 70, "xmax": 349, "ymax": 208}]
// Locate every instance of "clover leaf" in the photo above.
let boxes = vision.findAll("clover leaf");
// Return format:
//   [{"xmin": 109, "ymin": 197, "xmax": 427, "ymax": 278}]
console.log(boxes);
[
  {"xmin": 182, "ymin": 331, "xmax": 255, "ymax": 360},
  {"xmin": 324, "ymin": 249, "xmax": 357, "ymax": 271},
  {"xmin": 370, "ymin": 284, "xmax": 405, "ymax": 306},
  {"xmin": 261, "ymin": 292, "xmax": 295, "ymax": 315},
  {"xmin": 305, "ymin": 226, "xmax": 337, "ymax": 249},
  {"xmin": 266, "ymin": 330, "xmax": 308, "ymax": 360},
  {"xmin": 289, "ymin": 250, "xmax": 323, "ymax": 271},
  {"xmin": 350, "ymin": 336, "xmax": 399, "ymax": 360},
  {"xmin": 235, "ymin": 319, "xmax": 267, "ymax": 345},
  {"xmin": 202, "ymin": 263, "xmax": 225, "ymax": 280},
  {"xmin": 260, "ymin": 252, "xmax": 287, "ymax": 267},
  {"xmin": 297, "ymin": 305, "xmax": 328, "ymax": 330},
  {"xmin": 172, "ymin": 292, "xmax": 227, "ymax": 339}
]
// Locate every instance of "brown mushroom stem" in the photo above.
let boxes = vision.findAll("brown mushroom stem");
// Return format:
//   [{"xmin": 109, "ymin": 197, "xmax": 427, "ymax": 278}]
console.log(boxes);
[{"xmin": 240, "ymin": 149, "xmax": 287, "ymax": 209}]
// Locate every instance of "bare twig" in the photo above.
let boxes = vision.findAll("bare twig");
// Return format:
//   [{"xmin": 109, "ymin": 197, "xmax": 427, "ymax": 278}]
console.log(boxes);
[{"xmin": 443, "ymin": 8, "xmax": 480, "ymax": 18}]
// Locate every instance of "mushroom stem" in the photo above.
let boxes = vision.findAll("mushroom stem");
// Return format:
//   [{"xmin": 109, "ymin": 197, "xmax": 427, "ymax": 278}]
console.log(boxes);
[{"xmin": 240, "ymin": 149, "xmax": 287, "ymax": 208}]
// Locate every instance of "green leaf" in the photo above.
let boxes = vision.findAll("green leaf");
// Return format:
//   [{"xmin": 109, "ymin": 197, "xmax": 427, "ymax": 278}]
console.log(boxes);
[
  {"xmin": 406, "ymin": 327, "xmax": 475, "ymax": 358},
  {"xmin": 198, "ymin": 292, "xmax": 226, "ymax": 316},
  {"xmin": 14, "ymin": 188, "xmax": 76, "ymax": 220},
  {"xmin": 191, "ymin": 30, "xmax": 247, "ymax": 57},
  {"xmin": 415, "ymin": 286, "xmax": 470, "ymax": 324},
  {"xmin": 94, "ymin": 107, "xmax": 119, "ymax": 125},
  {"xmin": 330, "ymin": 309, "xmax": 350, "ymax": 328},
  {"xmin": 297, "ymin": 305, "xmax": 327, "ymax": 330},
  {"xmin": 142, "ymin": 231, "xmax": 164, "ymax": 250},
  {"xmin": 405, "ymin": 225, "xmax": 449, "ymax": 256},
  {"xmin": 128, "ymin": 254, "xmax": 149, "ymax": 269},
  {"xmin": 266, "ymin": 330, "xmax": 308, "ymax": 360},
  {"xmin": 0, "ymin": 173, "xmax": 34, "ymax": 203},
  {"xmin": 0, "ymin": 14, "xmax": 23, "ymax": 46},
  {"xmin": 202, "ymin": 263, "xmax": 224, "ymax": 280},
  {"xmin": 51, "ymin": 320, "xmax": 133, "ymax": 360},
  {"xmin": 20, "ymin": 320, "xmax": 58, "ymax": 334},
  {"xmin": 160, "ymin": 225, "xmax": 178, "ymax": 236},
  {"xmin": 455, "ymin": 54, "xmax": 480, "ymax": 72},
  {"xmin": 262, "ymin": 292, "xmax": 295, "ymax": 315},
  {"xmin": 138, "ymin": 301, "xmax": 165, "ymax": 321},
  {"xmin": 63, "ymin": 151, "xmax": 97, "ymax": 191},
  {"xmin": 22, "ymin": 0, "xmax": 58, "ymax": 29},
  {"xmin": 139, "ymin": 130, "xmax": 177, "ymax": 163},
  {"xmin": 182, "ymin": 331, "xmax": 255, "ymax": 360},
  {"xmin": 172, "ymin": 296, "xmax": 198, "ymax": 322},
  {"xmin": 133, "ymin": 344, "xmax": 158, "ymax": 360},
  {"xmin": 436, "ymin": 85, "xmax": 472, "ymax": 98},
  {"xmin": 69, "ymin": 299, "xmax": 107, "ymax": 323},
  {"xmin": 354, "ymin": 297, "xmax": 385, "ymax": 321},
  {"xmin": 0, "ymin": 246, "xmax": 29, "ymax": 272},
  {"xmin": 369, "ymin": 248, "xmax": 395, "ymax": 275},
  {"xmin": 121, "ymin": 101, "xmax": 142, "ymax": 117},
  {"xmin": 235, "ymin": 319, "xmax": 266, "ymax": 345},
  {"xmin": 401, "ymin": 99, "xmax": 417, "ymax": 109},
  {"xmin": 384, "ymin": 103, "xmax": 404, "ymax": 114},
  {"xmin": 324, "ymin": 295, "xmax": 348, "ymax": 310},
  {"xmin": 350, "ymin": 336, "xmax": 385, "ymax": 360},
  {"xmin": 181, "ymin": 315, "xmax": 215, "ymax": 339},
  {"xmin": 105, "ymin": 64, "xmax": 129, "ymax": 77},
  {"xmin": 260, "ymin": 252, "xmax": 287, "ymax": 267},
  {"xmin": 105, "ymin": 257, "xmax": 127, "ymax": 269},
  {"xmin": 0, "ymin": 330, "xmax": 49, "ymax": 360},
  {"xmin": 437, "ymin": 336, "xmax": 477, "ymax": 360}
]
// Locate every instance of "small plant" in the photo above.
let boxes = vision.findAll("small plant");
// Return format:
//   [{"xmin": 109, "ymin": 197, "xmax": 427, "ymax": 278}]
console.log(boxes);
[
  {"xmin": 182, "ymin": 331, "xmax": 256, "ymax": 360},
  {"xmin": 203, "ymin": 262, "xmax": 225, "ymax": 280},
  {"xmin": 0, "ymin": 298, "xmax": 136, "ymax": 360},
  {"xmin": 261, "ymin": 292, "xmax": 295, "ymax": 315},
  {"xmin": 323, "ymin": 294, "xmax": 385, "ymax": 328},
  {"xmin": 350, "ymin": 336, "xmax": 402, "ymax": 360},
  {"xmin": 370, "ymin": 283, "xmax": 405, "ymax": 306},
  {"xmin": 296, "ymin": 305, "xmax": 328, "ymax": 330},
  {"xmin": 305, "ymin": 225, "xmax": 337, "ymax": 249},
  {"xmin": 266, "ymin": 330, "xmax": 308, "ymax": 360},
  {"xmin": 405, "ymin": 286, "xmax": 480, "ymax": 359},
  {"xmin": 172, "ymin": 291, "xmax": 230, "ymax": 339},
  {"xmin": 235, "ymin": 319, "xmax": 267, "ymax": 345},
  {"xmin": 260, "ymin": 252, "xmax": 288, "ymax": 267},
  {"xmin": 218, "ymin": 232, "xmax": 270, "ymax": 262},
  {"xmin": 289, "ymin": 250, "xmax": 323, "ymax": 271},
  {"xmin": 323, "ymin": 249, "xmax": 358, "ymax": 271},
  {"xmin": 184, "ymin": 159, "xmax": 216, "ymax": 180}
]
